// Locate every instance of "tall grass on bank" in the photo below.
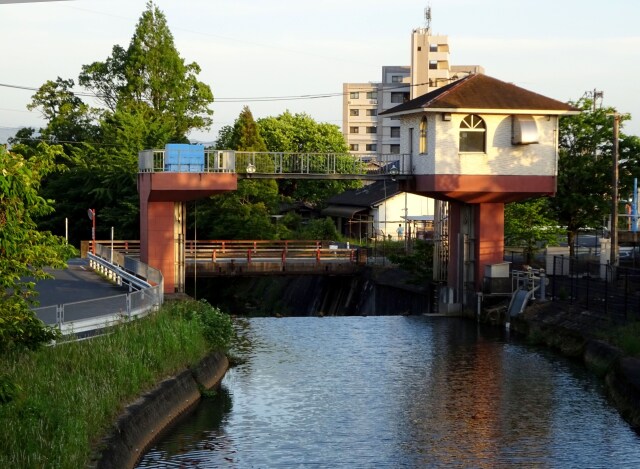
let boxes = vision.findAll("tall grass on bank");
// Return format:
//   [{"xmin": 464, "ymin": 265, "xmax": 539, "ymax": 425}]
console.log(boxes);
[
  {"xmin": 600, "ymin": 321, "xmax": 640, "ymax": 357},
  {"xmin": 0, "ymin": 300, "xmax": 232, "ymax": 469}
]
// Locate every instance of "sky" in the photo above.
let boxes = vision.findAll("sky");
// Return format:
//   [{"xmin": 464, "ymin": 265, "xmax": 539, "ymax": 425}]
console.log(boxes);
[{"xmin": 1, "ymin": 0, "xmax": 639, "ymax": 144}]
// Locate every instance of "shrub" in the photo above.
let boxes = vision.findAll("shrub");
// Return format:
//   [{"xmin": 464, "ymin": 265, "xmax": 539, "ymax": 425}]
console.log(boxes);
[
  {"xmin": 165, "ymin": 299, "xmax": 234, "ymax": 351},
  {"xmin": 0, "ymin": 304, "xmax": 60, "ymax": 354}
]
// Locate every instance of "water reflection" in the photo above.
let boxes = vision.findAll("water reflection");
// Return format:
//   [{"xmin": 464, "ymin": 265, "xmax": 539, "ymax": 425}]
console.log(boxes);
[{"xmin": 138, "ymin": 317, "xmax": 640, "ymax": 468}]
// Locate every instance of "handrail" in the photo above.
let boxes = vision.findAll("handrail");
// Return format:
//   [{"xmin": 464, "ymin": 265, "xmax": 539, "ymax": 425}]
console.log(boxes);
[
  {"xmin": 507, "ymin": 267, "xmax": 547, "ymax": 320},
  {"xmin": 138, "ymin": 149, "xmax": 412, "ymax": 177},
  {"xmin": 88, "ymin": 253, "xmax": 151, "ymax": 291}
]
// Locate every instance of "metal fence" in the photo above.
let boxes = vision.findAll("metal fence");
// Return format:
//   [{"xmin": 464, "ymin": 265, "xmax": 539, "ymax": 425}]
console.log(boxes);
[
  {"xmin": 33, "ymin": 245, "xmax": 164, "ymax": 338},
  {"xmin": 548, "ymin": 255, "xmax": 640, "ymax": 324},
  {"xmin": 138, "ymin": 149, "xmax": 412, "ymax": 178}
]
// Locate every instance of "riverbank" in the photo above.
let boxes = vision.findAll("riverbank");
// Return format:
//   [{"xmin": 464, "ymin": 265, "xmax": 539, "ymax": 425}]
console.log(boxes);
[
  {"xmin": 0, "ymin": 300, "xmax": 232, "ymax": 468},
  {"xmin": 95, "ymin": 351, "xmax": 228, "ymax": 469},
  {"xmin": 511, "ymin": 301, "xmax": 640, "ymax": 429}
]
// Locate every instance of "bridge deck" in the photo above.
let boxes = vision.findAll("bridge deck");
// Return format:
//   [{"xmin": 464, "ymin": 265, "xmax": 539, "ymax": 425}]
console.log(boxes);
[{"xmin": 92, "ymin": 240, "xmax": 363, "ymax": 277}]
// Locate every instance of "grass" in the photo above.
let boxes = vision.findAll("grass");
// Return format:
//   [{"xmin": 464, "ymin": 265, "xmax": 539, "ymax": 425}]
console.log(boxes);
[
  {"xmin": 600, "ymin": 321, "xmax": 640, "ymax": 357},
  {"xmin": 0, "ymin": 300, "xmax": 223, "ymax": 469}
]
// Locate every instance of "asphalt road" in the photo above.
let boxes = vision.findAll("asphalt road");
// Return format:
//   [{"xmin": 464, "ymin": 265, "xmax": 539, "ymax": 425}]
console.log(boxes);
[{"xmin": 34, "ymin": 258, "xmax": 130, "ymax": 308}]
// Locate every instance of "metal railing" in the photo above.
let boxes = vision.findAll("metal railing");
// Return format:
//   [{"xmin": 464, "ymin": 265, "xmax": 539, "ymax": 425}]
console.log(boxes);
[
  {"xmin": 33, "ymin": 243, "xmax": 164, "ymax": 338},
  {"xmin": 547, "ymin": 255, "xmax": 640, "ymax": 324},
  {"xmin": 138, "ymin": 149, "xmax": 412, "ymax": 178},
  {"xmin": 186, "ymin": 239, "xmax": 360, "ymax": 276}
]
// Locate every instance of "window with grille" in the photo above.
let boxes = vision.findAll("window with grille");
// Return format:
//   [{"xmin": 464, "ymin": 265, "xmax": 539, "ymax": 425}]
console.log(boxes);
[{"xmin": 459, "ymin": 115, "xmax": 486, "ymax": 152}]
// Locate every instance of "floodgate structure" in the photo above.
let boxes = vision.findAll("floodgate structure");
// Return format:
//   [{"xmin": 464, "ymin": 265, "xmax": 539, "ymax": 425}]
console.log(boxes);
[{"xmin": 137, "ymin": 74, "xmax": 578, "ymax": 314}]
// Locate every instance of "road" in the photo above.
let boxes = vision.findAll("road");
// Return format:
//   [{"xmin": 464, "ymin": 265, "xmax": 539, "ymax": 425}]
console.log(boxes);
[{"xmin": 33, "ymin": 258, "xmax": 130, "ymax": 308}]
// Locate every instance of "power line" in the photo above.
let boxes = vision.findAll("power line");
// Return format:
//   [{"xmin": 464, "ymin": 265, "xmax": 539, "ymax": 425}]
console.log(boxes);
[{"xmin": 0, "ymin": 80, "xmax": 442, "ymax": 104}]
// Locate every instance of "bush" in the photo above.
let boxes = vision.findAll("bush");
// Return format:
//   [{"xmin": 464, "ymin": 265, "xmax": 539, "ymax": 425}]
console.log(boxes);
[
  {"xmin": 0, "ymin": 304, "xmax": 60, "ymax": 354},
  {"xmin": 388, "ymin": 240, "xmax": 434, "ymax": 284},
  {"xmin": 165, "ymin": 299, "xmax": 234, "ymax": 351}
]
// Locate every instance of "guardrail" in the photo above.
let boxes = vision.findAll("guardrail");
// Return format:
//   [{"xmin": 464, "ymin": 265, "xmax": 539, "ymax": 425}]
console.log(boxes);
[
  {"xmin": 33, "ymin": 244, "xmax": 163, "ymax": 338},
  {"xmin": 138, "ymin": 149, "xmax": 412, "ymax": 178},
  {"xmin": 186, "ymin": 239, "xmax": 360, "ymax": 276}
]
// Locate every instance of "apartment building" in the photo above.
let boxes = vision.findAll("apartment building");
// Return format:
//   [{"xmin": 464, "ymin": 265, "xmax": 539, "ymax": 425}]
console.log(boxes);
[{"xmin": 343, "ymin": 18, "xmax": 483, "ymax": 157}]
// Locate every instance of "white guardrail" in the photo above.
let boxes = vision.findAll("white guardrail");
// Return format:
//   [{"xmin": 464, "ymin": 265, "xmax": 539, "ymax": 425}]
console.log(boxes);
[{"xmin": 33, "ymin": 246, "xmax": 164, "ymax": 337}]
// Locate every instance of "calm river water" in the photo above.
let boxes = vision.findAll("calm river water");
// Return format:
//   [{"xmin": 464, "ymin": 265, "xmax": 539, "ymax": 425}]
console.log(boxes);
[{"xmin": 137, "ymin": 316, "xmax": 640, "ymax": 468}]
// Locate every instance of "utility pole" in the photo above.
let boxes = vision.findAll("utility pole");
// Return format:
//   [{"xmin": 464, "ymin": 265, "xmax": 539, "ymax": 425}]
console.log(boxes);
[
  {"xmin": 610, "ymin": 112, "xmax": 621, "ymax": 267},
  {"xmin": 592, "ymin": 89, "xmax": 603, "ymax": 111}
]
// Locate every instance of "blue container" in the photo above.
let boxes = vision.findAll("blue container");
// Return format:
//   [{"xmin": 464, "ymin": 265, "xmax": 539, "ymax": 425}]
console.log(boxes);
[{"xmin": 164, "ymin": 144, "xmax": 205, "ymax": 172}]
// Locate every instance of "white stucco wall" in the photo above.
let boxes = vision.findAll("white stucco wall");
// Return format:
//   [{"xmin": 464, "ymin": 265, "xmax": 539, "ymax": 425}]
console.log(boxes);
[
  {"xmin": 400, "ymin": 112, "xmax": 559, "ymax": 177},
  {"xmin": 373, "ymin": 191, "xmax": 434, "ymax": 238}
]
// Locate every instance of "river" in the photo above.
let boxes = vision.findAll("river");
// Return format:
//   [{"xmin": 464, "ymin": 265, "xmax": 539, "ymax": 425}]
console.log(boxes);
[{"xmin": 137, "ymin": 316, "xmax": 640, "ymax": 468}]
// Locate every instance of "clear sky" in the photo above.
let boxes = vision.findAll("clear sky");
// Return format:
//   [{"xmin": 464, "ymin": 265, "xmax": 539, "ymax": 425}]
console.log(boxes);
[{"xmin": 1, "ymin": 0, "xmax": 639, "ymax": 144}]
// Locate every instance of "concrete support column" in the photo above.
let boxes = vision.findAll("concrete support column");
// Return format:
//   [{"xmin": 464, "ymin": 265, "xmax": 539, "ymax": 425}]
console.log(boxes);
[
  {"xmin": 140, "ymin": 200, "xmax": 178, "ymax": 293},
  {"xmin": 474, "ymin": 203, "xmax": 505, "ymax": 290},
  {"xmin": 138, "ymin": 172, "xmax": 237, "ymax": 294}
]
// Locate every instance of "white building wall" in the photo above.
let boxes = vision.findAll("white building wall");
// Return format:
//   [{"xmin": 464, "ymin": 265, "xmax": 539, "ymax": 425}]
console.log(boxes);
[
  {"xmin": 372, "ymin": 191, "xmax": 434, "ymax": 238},
  {"xmin": 400, "ymin": 112, "xmax": 559, "ymax": 177}
]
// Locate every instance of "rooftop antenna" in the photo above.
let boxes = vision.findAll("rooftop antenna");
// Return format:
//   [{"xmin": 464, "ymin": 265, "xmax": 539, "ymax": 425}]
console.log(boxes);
[{"xmin": 424, "ymin": 5, "xmax": 432, "ymax": 31}]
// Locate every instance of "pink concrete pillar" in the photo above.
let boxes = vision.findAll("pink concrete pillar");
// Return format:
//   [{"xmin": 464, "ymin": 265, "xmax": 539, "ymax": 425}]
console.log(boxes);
[
  {"xmin": 474, "ymin": 203, "xmax": 505, "ymax": 290},
  {"xmin": 140, "ymin": 201, "xmax": 178, "ymax": 292}
]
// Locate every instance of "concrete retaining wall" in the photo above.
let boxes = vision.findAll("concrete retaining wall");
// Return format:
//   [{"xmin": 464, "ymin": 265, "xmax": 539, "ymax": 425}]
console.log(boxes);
[
  {"xmin": 93, "ymin": 351, "xmax": 229, "ymax": 469},
  {"xmin": 512, "ymin": 308, "xmax": 640, "ymax": 429}
]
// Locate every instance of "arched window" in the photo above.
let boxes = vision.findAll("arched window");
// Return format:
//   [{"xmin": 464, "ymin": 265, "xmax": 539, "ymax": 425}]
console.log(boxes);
[
  {"xmin": 419, "ymin": 116, "xmax": 428, "ymax": 154},
  {"xmin": 459, "ymin": 115, "xmax": 486, "ymax": 152}
]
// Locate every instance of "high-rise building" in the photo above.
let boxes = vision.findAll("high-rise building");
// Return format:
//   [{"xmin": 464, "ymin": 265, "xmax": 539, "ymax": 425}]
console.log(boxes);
[{"xmin": 343, "ymin": 9, "xmax": 483, "ymax": 156}]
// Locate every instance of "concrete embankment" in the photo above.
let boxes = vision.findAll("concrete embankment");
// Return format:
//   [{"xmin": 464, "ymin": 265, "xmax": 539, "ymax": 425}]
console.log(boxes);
[
  {"xmin": 193, "ymin": 266, "xmax": 433, "ymax": 316},
  {"xmin": 511, "ymin": 302, "xmax": 640, "ymax": 429},
  {"xmin": 94, "ymin": 351, "xmax": 229, "ymax": 469}
]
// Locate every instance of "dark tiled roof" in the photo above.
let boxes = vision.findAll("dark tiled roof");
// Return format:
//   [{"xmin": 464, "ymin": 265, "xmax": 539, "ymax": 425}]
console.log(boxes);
[
  {"xmin": 326, "ymin": 180, "xmax": 400, "ymax": 207},
  {"xmin": 380, "ymin": 74, "xmax": 578, "ymax": 115}
]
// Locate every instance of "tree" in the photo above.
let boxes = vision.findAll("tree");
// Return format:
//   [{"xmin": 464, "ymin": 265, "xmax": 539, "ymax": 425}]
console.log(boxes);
[
  {"xmin": 196, "ymin": 107, "xmax": 280, "ymax": 239},
  {"xmin": 257, "ymin": 111, "xmax": 361, "ymax": 206},
  {"xmin": 27, "ymin": 77, "xmax": 100, "ymax": 147},
  {"xmin": 0, "ymin": 144, "xmax": 76, "ymax": 352},
  {"xmin": 24, "ymin": 1, "xmax": 214, "ymax": 243},
  {"xmin": 553, "ymin": 97, "xmax": 632, "ymax": 256},
  {"xmin": 79, "ymin": 1, "xmax": 213, "ymax": 145},
  {"xmin": 504, "ymin": 198, "xmax": 562, "ymax": 264}
]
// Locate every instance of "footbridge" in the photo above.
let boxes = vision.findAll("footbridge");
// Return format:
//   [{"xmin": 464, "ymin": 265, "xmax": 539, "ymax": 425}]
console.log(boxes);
[
  {"xmin": 137, "ymin": 147, "xmax": 409, "ymax": 293},
  {"xmin": 138, "ymin": 148, "xmax": 411, "ymax": 180},
  {"xmin": 87, "ymin": 240, "xmax": 362, "ymax": 280}
]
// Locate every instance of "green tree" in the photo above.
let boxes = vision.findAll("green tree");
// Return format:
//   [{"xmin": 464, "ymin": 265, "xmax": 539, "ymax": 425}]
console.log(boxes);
[
  {"xmin": 24, "ymin": 1, "xmax": 214, "ymax": 243},
  {"xmin": 296, "ymin": 217, "xmax": 341, "ymax": 241},
  {"xmin": 257, "ymin": 111, "xmax": 360, "ymax": 206},
  {"xmin": 196, "ymin": 107, "xmax": 280, "ymax": 239},
  {"xmin": 504, "ymin": 198, "xmax": 562, "ymax": 264},
  {"xmin": 553, "ymin": 97, "xmax": 632, "ymax": 255},
  {"xmin": 27, "ymin": 77, "xmax": 100, "ymax": 147},
  {"xmin": 0, "ymin": 144, "xmax": 76, "ymax": 352},
  {"xmin": 80, "ymin": 1, "xmax": 213, "ymax": 146}
]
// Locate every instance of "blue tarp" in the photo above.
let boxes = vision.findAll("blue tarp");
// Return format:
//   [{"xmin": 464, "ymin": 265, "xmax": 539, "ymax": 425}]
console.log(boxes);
[{"xmin": 164, "ymin": 144, "xmax": 205, "ymax": 172}]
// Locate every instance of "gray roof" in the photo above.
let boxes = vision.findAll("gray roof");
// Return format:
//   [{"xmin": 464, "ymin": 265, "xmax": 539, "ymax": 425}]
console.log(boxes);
[{"xmin": 326, "ymin": 180, "xmax": 401, "ymax": 208}]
